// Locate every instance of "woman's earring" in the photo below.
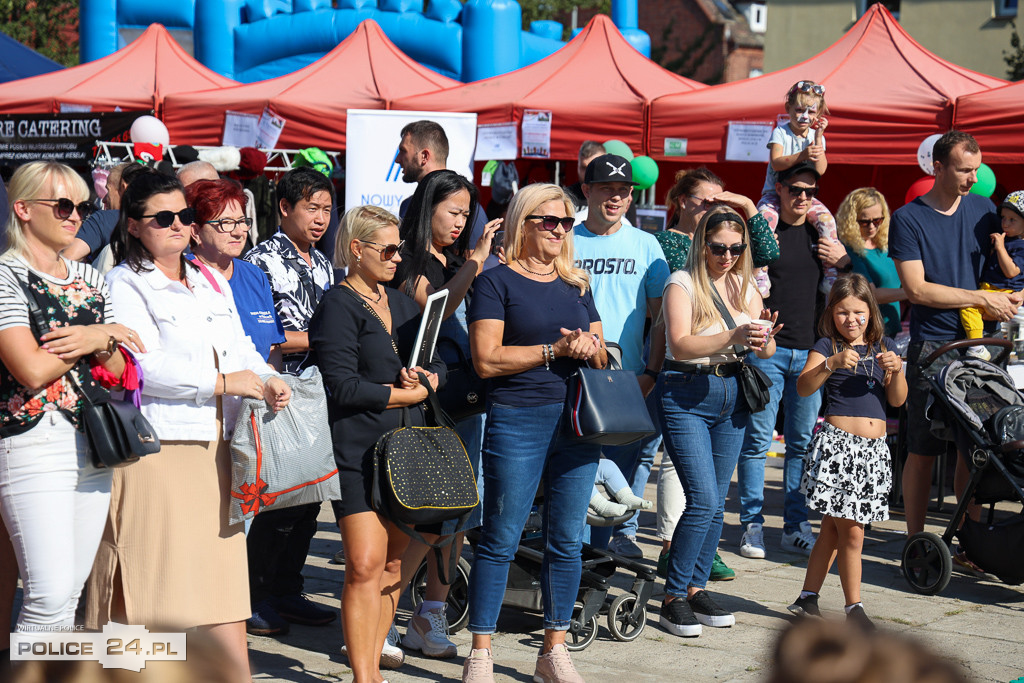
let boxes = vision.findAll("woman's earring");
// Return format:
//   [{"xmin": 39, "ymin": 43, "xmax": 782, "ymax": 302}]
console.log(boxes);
[{"xmin": 356, "ymin": 256, "xmax": 361, "ymax": 265}]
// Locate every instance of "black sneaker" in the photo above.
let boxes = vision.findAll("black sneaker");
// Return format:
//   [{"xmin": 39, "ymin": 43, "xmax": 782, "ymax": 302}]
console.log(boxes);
[
  {"xmin": 246, "ymin": 600, "xmax": 290, "ymax": 636},
  {"xmin": 687, "ymin": 590, "xmax": 735, "ymax": 628},
  {"xmin": 846, "ymin": 604, "xmax": 876, "ymax": 632},
  {"xmin": 272, "ymin": 594, "xmax": 338, "ymax": 626},
  {"xmin": 659, "ymin": 598, "xmax": 702, "ymax": 637},
  {"xmin": 787, "ymin": 593, "xmax": 822, "ymax": 618}
]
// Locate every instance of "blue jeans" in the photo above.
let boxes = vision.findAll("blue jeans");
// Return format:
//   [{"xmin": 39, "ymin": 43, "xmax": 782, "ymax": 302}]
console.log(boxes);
[
  {"xmin": 587, "ymin": 389, "xmax": 660, "ymax": 547},
  {"xmin": 456, "ymin": 412, "xmax": 486, "ymax": 530},
  {"xmin": 467, "ymin": 401, "xmax": 601, "ymax": 634},
  {"xmin": 736, "ymin": 348, "xmax": 822, "ymax": 533},
  {"xmin": 657, "ymin": 370, "xmax": 748, "ymax": 597}
]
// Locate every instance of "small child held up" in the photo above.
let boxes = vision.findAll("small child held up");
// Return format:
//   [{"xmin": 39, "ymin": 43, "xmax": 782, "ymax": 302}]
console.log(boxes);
[
  {"xmin": 756, "ymin": 80, "xmax": 840, "ymax": 296},
  {"xmin": 788, "ymin": 274, "xmax": 907, "ymax": 630},
  {"xmin": 960, "ymin": 190, "xmax": 1024, "ymax": 351}
]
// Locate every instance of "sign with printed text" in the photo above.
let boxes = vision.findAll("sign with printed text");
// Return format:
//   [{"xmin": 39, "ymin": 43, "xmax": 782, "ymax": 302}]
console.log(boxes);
[
  {"xmin": 11, "ymin": 623, "xmax": 186, "ymax": 672},
  {"xmin": 521, "ymin": 109, "xmax": 552, "ymax": 158},
  {"xmin": 345, "ymin": 110, "xmax": 477, "ymax": 215},
  {"xmin": 725, "ymin": 121, "xmax": 773, "ymax": 162},
  {"xmin": 0, "ymin": 111, "xmax": 148, "ymax": 164}
]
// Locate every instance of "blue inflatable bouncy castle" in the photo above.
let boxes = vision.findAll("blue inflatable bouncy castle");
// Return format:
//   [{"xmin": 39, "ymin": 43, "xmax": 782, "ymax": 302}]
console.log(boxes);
[{"xmin": 80, "ymin": 0, "xmax": 649, "ymax": 83}]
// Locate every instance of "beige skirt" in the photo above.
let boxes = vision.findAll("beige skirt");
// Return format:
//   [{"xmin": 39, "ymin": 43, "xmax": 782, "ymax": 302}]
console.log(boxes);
[{"xmin": 85, "ymin": 431, "xmax": 249, "ymax": 630}]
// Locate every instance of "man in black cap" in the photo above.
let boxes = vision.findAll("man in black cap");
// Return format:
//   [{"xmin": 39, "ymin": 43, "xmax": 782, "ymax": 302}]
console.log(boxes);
[
  {"xmin": 736, "ymin": 162, "xmax": 850, "ymax": 563},
  {"xmin": 573, "ymin": 153, "xmax": 670, "ymax": 556}
]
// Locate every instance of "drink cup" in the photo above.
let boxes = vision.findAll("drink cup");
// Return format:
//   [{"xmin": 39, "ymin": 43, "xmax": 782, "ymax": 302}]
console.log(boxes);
[{"xmin": 749, "ymin": 319, "xmax": 772, "ymax": 347}]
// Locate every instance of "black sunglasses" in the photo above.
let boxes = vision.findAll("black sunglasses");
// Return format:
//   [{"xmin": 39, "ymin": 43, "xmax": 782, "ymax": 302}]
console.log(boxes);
[
  {"xmin": 526, "ymin": 215, "xmax": 575, "ymax": 231},
  {"xmin": 781, "ymin": 183, "xmax": 819, "ymax": 199},
  {"xmin": 856, "ymin": 217, "xmax": 884, "ymax": 228},
  {"xmin": 205, "ymin": 217, "xmax": 253, "ymax": 233},
  {"xmin": 706, "ymin": 242, "xmax": 748, "ymax": 257},
  {"xmin": 360, "ymin": 239, "xmax": 405, "ymax": 260},
  {"xmin": 28, "ymin": 198, "xmax": 95, "ymax": 221},
  {"xmin": 140, "ymin": 208, "xmax": 196, "ymax": 228}
]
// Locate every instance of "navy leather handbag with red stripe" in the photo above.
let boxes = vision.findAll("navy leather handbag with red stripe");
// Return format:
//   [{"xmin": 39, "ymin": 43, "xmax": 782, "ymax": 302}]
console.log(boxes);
[{"xmin": 565, "ymin": 354, "xmax": 656, "ymax": 446}]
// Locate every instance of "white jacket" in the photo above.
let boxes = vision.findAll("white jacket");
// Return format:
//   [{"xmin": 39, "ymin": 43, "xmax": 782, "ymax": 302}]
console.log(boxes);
[{"xmin": 106, "ymin": 260, "xmax": 277, "ymax": 441}]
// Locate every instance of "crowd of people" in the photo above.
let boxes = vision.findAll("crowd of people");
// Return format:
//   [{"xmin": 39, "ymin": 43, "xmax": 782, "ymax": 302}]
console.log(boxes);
[{"xmin": 0, "ymin": 86, "xmax": 1012, "ymax": 682}]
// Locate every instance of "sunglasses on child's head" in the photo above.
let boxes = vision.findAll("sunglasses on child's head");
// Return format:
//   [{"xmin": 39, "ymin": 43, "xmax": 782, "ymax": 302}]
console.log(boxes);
[
  {"xmin": 140, "ymin": 208, "xmax": 196, "ymax": 228},
  {"xmin": 792, "ymin": 81, "xmax": 826, "ymax": 96},
  {"xmin": 856, "ymin": 217, "xmax": 884, "ymax": 228},
  {"xmin": 706, "ymin": 242, "xmax": 748, "ymax": 257},
  {"xmin": 27, "ymin": 198, "xmax": 96, "ymax": 221},
  {"xmin": 526, "ymin": 215, "xmax": 575, "ymax": 231},
  {"xmin": 781, "ymin": 183, "xmax": 819, "ymax": 199}
]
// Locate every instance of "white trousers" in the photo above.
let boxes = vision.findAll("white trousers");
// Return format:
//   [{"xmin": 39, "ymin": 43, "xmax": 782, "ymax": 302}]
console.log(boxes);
[
  {"xmin": 0, "ymin": 412, "xmax": 112, "ymax": 632},
  {"xmin": 656, "ymin": 457, "xmax": 687, "ymax": 542}
]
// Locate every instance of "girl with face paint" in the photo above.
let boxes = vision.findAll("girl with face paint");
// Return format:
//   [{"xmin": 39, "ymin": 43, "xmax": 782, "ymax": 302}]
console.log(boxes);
[{"xmin": 753, "ymin": 80, "xmax": 844, "ymax": 299}]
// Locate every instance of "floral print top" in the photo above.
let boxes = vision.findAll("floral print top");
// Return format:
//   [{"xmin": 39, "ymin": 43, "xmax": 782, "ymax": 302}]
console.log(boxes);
[{"xmin": 0, "ymin": 257, "xmax": 114, "ymax": 435}]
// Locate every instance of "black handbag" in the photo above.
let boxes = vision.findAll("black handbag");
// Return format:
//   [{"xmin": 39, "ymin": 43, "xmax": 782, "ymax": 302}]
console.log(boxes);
[
  {"xmin": 18, "ymin": 275, "xmax": 160, "ymax": 468},
  {"xmin": 436, "ymin": 336, "xmax": 487, "ymax": 422},
  {"xmin": 709, "ymin": 287, "xmax": 773, "ymax": 413},
  {"xmin": 565, "ymin": 354, "xmax": 656, "ymax": 446}
]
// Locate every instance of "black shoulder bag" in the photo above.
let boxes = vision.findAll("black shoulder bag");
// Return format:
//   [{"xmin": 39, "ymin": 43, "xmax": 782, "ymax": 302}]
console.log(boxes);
[
  {"xmin": 436, "ymin": 336, "xmax": 487, "ymax": 422},
  {"xmin": 709, "ymin": 287, "xmax": 773, "ymax": 414},
  {"xmin": 16, "ymin": 274, "xmax": 160, "ymax": 468}
]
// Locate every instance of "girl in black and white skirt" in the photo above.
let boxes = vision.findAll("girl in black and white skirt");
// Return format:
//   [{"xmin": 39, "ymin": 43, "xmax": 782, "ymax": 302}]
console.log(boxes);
[{"xmin": 787, "ymin": 274, "xmax": 907, "ymax": 629}]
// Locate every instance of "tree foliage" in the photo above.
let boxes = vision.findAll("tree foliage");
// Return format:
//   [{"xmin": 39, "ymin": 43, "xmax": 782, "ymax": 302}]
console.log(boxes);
[
  {"xmin": 519, "ymin": 0, "xmax": 611, "ymax": 40},
  {"xmin": 0, "ymin": 0, "xmax": 80, "ymax": 67},
  {"xmin": 1005, "ymin": 21, "xmax": 1024, "ymax": 81}
]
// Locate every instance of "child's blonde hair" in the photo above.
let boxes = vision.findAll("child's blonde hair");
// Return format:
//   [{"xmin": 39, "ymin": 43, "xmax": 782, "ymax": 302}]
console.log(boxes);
[{"xmin": 785, "ymin": 80, "xmax": 829, "ymax": 116}]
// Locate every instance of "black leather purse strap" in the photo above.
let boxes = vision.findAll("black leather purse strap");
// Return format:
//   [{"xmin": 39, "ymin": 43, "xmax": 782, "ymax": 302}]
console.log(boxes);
[{"xmin": 709, "ymin": 285, "xmax": 749, "ymax": 358}]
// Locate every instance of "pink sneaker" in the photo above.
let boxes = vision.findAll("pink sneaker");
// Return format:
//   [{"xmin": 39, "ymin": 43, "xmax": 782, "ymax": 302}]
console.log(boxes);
[
  {"xmin": 461, "ymin": 648, "xmax": 494, "ymax": 683},
  {"xmin": 533, "ymin": 643, "xmax": 585, "ymax": 683}
]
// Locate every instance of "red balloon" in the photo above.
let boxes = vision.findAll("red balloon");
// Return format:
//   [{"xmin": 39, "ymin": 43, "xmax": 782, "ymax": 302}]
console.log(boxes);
[{"xmin": 905, "ymin": 176, "xmax": 935, "ymax": 205}]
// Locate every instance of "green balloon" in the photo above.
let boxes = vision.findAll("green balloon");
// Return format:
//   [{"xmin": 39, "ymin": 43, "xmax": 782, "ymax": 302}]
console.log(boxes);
[
  {"xmin": 970, "ymin": 163, "xmax": 996, "ymax": 197},
  {"xmin": 602, "ymin": 139, "xmax": 634, "ymax": 161},
  {"xmin": 631, "ymin": 156, "xmax": 659, "ymax": 190}
]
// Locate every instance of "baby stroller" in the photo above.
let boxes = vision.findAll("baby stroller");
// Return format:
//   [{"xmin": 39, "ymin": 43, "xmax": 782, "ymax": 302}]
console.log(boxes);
[
  {"xmin": 410, "ymin": 501, "xmax": 658, "ymax": 651},
  {"xmin": 901, "ymin": 339, "xmax": 1024, "ymax": 595}
]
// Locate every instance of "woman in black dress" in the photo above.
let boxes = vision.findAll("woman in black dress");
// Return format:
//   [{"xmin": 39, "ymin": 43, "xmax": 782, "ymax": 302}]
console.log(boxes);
[{"xmin": 309, "ymin": 205, "xmax": 445, "ymax": 683}]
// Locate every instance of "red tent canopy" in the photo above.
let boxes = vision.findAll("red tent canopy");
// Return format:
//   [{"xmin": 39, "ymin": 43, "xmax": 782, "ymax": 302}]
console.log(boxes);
[
  {"xmin": 0, "ymin": 24, "xmax": 235, "ymax": 115},
  {"xmin": 391, "ymin": 15, "xmax": 704, "ymax": 160},
  {"xmin": 648, "ymin": 5, "xmax": 1005, "ymax": 165},
  {"xmin": 162, "ymin": 20, "xmax": 458, "ymax": 150},
  {"xmin": 953, "ymin": 81, "xmax": 1024, "ymax": 164}
]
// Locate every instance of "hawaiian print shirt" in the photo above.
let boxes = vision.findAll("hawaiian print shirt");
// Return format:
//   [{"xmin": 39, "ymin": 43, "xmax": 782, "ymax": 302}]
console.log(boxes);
[
  {"xmin": 0, "ymin": 263, "xmax": 110, "ymax": 434},
  {"xmin": 243, "ymin": 231, "xmax": 332, "ymax": 373}
]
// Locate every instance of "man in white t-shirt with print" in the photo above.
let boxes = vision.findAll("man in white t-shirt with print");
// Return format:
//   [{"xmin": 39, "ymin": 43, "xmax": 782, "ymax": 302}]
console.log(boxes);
[{"xmin": 573, "ymin": 153, "xmax": 669, "ymax": 557}]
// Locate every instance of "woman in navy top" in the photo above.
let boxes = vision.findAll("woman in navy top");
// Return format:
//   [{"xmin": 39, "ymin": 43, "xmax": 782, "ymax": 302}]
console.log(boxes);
[{"xmin": 463, "ymin": 183, "xmax": 606, "ymax": 681}]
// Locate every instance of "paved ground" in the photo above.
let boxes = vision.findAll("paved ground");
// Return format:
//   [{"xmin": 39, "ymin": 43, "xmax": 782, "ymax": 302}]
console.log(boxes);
[{"xmin": 247, "ymin": 454, "xmax": 1024, "ymax": 683}]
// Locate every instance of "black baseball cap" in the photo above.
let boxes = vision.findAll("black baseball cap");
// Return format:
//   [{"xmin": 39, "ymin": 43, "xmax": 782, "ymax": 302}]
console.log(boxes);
[
  {"xmin": 777, "ymin": 161, "xmax": 821, "ymax": 183},
  {"xmin": 584, "ymin": 153, "xmax": 637, "ymax": 185}
]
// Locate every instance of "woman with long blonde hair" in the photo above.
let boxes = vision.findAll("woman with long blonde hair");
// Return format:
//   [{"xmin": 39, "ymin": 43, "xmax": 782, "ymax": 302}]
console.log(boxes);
[
  {"xmin": 462, "ymin": 183, "xmax": 606, "ymax": 683},
  {"xmin": 656, "ymin": 206, "xmax": 779, "ymax": 639},
  {"xmin": 836, "ymin": 188, "xmax": 905, "ymax": 336}
]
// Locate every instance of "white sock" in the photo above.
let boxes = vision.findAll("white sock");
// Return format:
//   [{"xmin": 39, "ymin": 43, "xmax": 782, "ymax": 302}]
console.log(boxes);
[
  {"xmin": 799, "ymin": 591, "xmax": 817, "ymax": 600},
  {"xmin": 610, "ymin": 486, "xmax": 653, "ymax": 510},
  {"xmin": 844, "ymin": 602, "xmax": 863, "ymax": 614},
  {"xmin": 419, "ymin": 600, "xmax": 445, "ymax": 615},
  {"xmin": 589, "ymin": 492, "xmax": 628, "ymax": 517}
]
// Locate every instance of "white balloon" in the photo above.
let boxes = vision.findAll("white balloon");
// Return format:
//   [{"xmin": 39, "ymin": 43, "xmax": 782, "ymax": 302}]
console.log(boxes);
[
  {"xmin": 917, "ymin": 134, "xmax": 942, "ymax": 176},
  {"xmin": 130, "ymin": 115, "xmax": 169, "ymax": 147}
]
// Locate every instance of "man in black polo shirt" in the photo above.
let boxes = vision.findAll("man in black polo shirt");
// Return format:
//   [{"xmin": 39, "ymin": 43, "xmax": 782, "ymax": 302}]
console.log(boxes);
[{"xmin": 736, "ymin": 163, "xmax": 850, "ymax": 560}]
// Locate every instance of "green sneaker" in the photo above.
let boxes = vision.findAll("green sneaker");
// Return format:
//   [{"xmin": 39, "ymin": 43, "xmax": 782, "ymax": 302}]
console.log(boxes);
[
  {"xmin": 657, "ymin": 550, "xmax": 669, "ymax": 579},
  {"xmin": 709, "ymin": 553, "xmax": 735, "ymax": 581}
]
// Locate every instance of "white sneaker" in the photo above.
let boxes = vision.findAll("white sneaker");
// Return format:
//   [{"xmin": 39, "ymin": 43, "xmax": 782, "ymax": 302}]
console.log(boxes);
[
  {"xmin": 781, "ymin": 521, "xmax": 816, "ymax": 556},
  {"xmin": 404, "ymin": 606, "xmax": 457, "ymax": 658},
  {"xmin": 608, "ymin": 534, "xmax": 644, "ymax": 559},
  {"xmin": 340, "ymin": 623, "xmax": 404, "ymax": 669},
  {"xmin": 966, "ymin": 345, "xmax": 991, "ymax": 362},
  {"xmin": 739, "ymin": 523, "xmax": 766, "ymax": 559}
]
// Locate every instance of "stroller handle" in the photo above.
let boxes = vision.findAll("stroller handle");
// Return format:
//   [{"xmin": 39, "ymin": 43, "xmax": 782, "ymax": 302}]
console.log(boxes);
[{"xmin": 922, "ymin": 338, "xmax": 1012, "ymax": 367}]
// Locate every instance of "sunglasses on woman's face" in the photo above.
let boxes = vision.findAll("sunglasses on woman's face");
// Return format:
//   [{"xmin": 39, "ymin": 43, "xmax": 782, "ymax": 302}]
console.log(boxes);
[
  {"xmin": 140, "ymin": 208, "xmax": 196, "ymax": 228},
  {"xmin": 28, "ymin": 198, "xmax": 95, "ymax": 221},
  {"xmin": 856, "ymin": 217, "xmax": 884, "ymax": 228},
  {"xmin": 526, "ymin": 215, "xmax": 575, "ymax": 232},
  {"xmin": 359, "ymin": 239, "xmax": 405, "ymax": 260},
  {"xmin": 706, "ymin": 242, "xmax": 748, "ymax": 257}
]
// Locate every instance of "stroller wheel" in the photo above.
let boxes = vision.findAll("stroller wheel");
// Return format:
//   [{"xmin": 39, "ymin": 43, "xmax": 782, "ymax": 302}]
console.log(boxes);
[
  {"xmin": 607, "ymin": 593, "xmax": 647, "ymax": 642},
  {"xmin": 410, "ymin": 556, "xmax": 472, "ymax": 633},
  {"xmin": 901, "ymin": 532, "xmax": 953, "ymax": 595},
  {"xmin": 566, "ymin": 601, "xmax": 599, "ymax": 651}
]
